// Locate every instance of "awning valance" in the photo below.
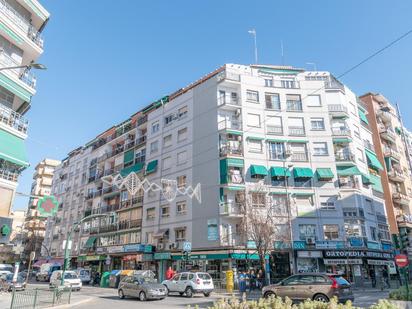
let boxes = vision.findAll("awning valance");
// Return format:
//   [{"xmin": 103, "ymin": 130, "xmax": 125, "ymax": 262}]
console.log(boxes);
[
  {"xmin": 370, "ymin": 174, "xmax": 384, "ymax": 193},
  {"xmin": 250, "ymin": 165, "xmax": 268, "ymax": 177},
  {"xmin": 145, "ymin": 160, "xmax": 158, "ymax": 174},
  {"xmin": 336, "ymin": 165, "xmax": 362, "ymax": 176},
  {"xmin": 121, "ymin": 162, "xmax": 144, "ymax": 177},
  {"xmin": 0, "ymin": 129, "xmax": 29, "ymax": 167},
  {"xmin": 270, "ymin": 166, "xmax": 291, "ymax": 178},
  {"xmin": 316, "ymin": 168, "xmax": 334, "ymax": 180},
  {"xmin": 361, "ymin": 174, "xmax": 373, "ymax": 185},
  {"xmin": 293, "ymin": 167, "xmax": 313, "ymax": 178}
]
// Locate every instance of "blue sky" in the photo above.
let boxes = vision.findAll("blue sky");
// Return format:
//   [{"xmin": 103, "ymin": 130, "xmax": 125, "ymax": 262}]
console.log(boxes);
[{"xmin": 13, "ymin": 0, "xmax": 412, "ymax": 210}]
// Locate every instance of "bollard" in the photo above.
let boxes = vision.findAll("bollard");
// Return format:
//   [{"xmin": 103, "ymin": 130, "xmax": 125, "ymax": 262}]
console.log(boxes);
[{"xmin": 32, "ymin": 289, "xmax": 38, "ymax": 309}]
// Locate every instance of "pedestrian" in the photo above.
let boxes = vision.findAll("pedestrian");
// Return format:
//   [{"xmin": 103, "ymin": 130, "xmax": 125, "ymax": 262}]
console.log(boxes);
[
  {"xmin": 382, "ymin": 267, "xmax": 390, "ymax": 288},
  {"xmin": 369, "ymin": 268, "xmax": 376, "ymax": 288},
  {"xmin": 257, "ymin": 269, "xmax": 264, "ymax": 289},
  {"xmin": 249, "ymin": 270, "xmax": 256, "ymax": 292},
  {"xmin": 238, "ymin": 271, "xmax": 247, "ymax": 298},
  {"xmin": 165, "ymin": 266, "xmax": 174, "ymax": 280}
]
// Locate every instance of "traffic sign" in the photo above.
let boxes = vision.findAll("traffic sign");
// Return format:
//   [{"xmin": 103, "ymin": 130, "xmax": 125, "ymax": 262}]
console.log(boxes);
[
  {"xmin": 182, "ymin": 241, "xmax": 192, "ymax": 253},
  {"xmin": 395, "ymin": 254, "xmax": 409, "ymax": 268}
]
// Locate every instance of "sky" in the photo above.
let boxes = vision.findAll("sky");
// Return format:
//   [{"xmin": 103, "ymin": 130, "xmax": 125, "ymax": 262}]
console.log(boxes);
[{"xmin": 13, "ymin": 0, "xmax": 412, "ymax": 210}]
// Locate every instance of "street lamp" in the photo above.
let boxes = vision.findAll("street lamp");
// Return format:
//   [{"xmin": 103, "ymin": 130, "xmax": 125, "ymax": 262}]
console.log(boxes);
[
  {"xmin": 283, "ymin": 157, "xmax": 295, "ymax": 275},
  {"xmin": 0, "ymin": 62, "xmax": 47, "ymax": 72},
  {"xmin": 60, "ymin": 212, "xmax": 117, "ymax": 286}
]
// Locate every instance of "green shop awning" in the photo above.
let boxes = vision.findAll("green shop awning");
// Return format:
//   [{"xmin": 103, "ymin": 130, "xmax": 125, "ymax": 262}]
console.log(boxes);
[
  {"xmin": 230, "ymin": 253, "xmax": 269, "ymax": 260},
  {"xmin": 84, "ymin": 236, "xmax": 97, "ymax": 248},
  {"xmin": 270, "ymin": 166, "xmax": 291, "ymax": 178},
  {"xmin": 316, "ymin": 168, "xmax": 334, "ymax": 180},
  {"xmin": 336, "ymin": 165, "xmax": 362, "ymax": 176},
  {"xmin": 370, "ymin": 174, "xmax": 384, "ymax": 193},
  {"xmin": 365, "ymin": 149, "xmax": 384, "ymax": 171},
  {"xmin": 227, "ymin": 130, "xmax": 242, "ymax": 136},
  {"xmin": 266, "ymin": 138, "xmax": 287, "ymax": 143},
  {"xmin": 226, "ymin": 186, "xmax": 245, "ymax": 191},
  {"xmin": 121, "ymin": 162, "xmax": 144, "ymax": 176},
  {"xmin": 123, "ymin": 149, "xmax": 134, "ymax": 164},
  {"xmin": 269, "ymin": 191, "xmax": 288, "ymax": 195},
  {"xmin": 361, "ymin": 174, "xmax": 373, "ymax": 185},
  {"xmin": 226, "ymin": 158, "xmax": 244, "ymax": 167},
  {"xmin": 247, "ymin": 136, "xmax": 265, "ymax": 141},
  {"xmin": 288, "ymin": 140, "xmax": 307, "ymax": 143},
  {"xmin": 359, "ymin": 110, "xmax": 369, "ymax": 124},
  {"xmin": 293, "ymin": 192, "xmax": 315, "ymax": 196},
  {"xmin": 250, "ymin": 165, "xmax": 268, "ymax": 177},
  {"xmin": 333, "ymin": 137, "xmax": 352, "ymax": 143},
  {"xmin": 293, "ymin": 167, "xmax": 313, "ymax": 178},
  {"xmin": 145, "ymin": 160, "xmax": 158, "ymax": 174},
  {"xmin": 0, "ymin": 129, "xmax": 29, "ymax": 167}
]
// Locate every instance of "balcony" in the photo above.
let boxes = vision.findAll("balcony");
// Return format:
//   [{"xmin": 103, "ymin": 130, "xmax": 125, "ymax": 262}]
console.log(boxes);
[
  {"xmin": 384, "ymin": 147, "xmax": 401, "ymax": 161},
  {"xmin": 388, "ymin": 169, "xmax": 405, "ymax": 182},
  {"xmin": 288, "ymin": 126, "xmax": 305, "ymax": 136},
  {"xmin": 328, "ymin": 104, "xmax": 349, "ymax": 118},
  {"xmin": 217, "ymin": 70, "xmax": 241, "ymax": 83},
  {"xmin": 124, "ymin": 140, "xmax": 135, "ymax": 150},
  {"xmin": 331, "ymin": 127, "xmax": 352, "ymax": 138},
  {"xmin": 219, "ymin": 143, "xmax": 243, "ymax": 157},
  {"xmin": 377, "ymin": 108, "xmax": 392, "ymax": 123},
  {"xmin": 338, "ymin": 176, "xmax": 361, "ymax": 190},
  {"xmin": 135, "ymin": 135, "xmax": 147, "ymax": 148},
  {"xmin": 286, "ymin": 100, "xmax": 303, "ymax": 112},
  {"xmin": 0, "ymin": 0, "xmax": 44, "ymax": 48},
  {"xmin": 218, "ymin": 119, "xmax": 242, "ymax": 131},
  {"xmin": 363, "ymin": 140, "xmax": 375, "ymax": 152},
  {"xmin": 0, "ymin": 52, "xmax": 37, "ymax": 89},
  {"xmin": 335, "ymin": 151, "xmax": 356, "ymax": 165},
  {"xmin": 324, "ymin": 79, "xmax": 345, "ymax": 93},
  {"xmin": 267, "ymin": 125, "xmax": 283, "ymax": 135},
  {"xmin": 0, "ymin": 168, "xmax": 18, "ymax": 182},
  {"xmin": 119, "ymin": 219, "xmax": 142, "ymax": 230},
  {"xmin": 291, "ymin": 151, "xmax": 308, "ymax": 162},
  {"xmin": 0, "ymin": 103, "xmax": 28, "ymax": 135},
  {"xmin": 379, "ymin": 126, "xmax": 396, "ymax": 143},
  {"xmin": 224, "ymin": 173, "xmax": 244, "ymax": 185},
  {"xmin": 120, "ymin": 196, "xmax": 143, "ymax": 210},
  {"xmin": 219, "ymin": 202, "xmax": 244, "ymax": 217},
  {"xmin": 137, "ymin": 115, "xmax": 148, "ymax": 126},
  {"xmin": 85, "ymin": 189, "xmax": 102, "ymax": 200},
  {"xmin": 393, "ymin": 192, "xmax": 409, "ymax": 206},
  {"xmin": 217, "ymin": 94, "xmax": 240, "ymax": 107}
]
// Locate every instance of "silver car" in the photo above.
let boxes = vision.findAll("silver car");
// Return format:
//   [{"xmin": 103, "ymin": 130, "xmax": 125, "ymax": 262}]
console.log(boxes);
[{"xmin": 118, "ymin": 275, "xmax": 167, "ymax": 301}]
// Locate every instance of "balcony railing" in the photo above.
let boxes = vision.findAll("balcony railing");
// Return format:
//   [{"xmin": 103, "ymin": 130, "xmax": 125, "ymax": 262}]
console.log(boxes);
[
  {"xmin": 218, "ymin": 119, "xmax": 242, "ymax": 131},
  {"xmin": 0, "ymin": 0, "xmax": 44, "ymax": 48},
  {"xmin": 286, "ymin": 101, "xmax": 302, "ymax": 111},
  {"xmin": 135, "ymin": 135, "xmax": 147, "ymax": 147},
  {"xmin": 120, "ymin": 196, "xmax": 144, "ymax": 210},
  {"xmin": 219, "ymin": 143, "xmax": 243, "ymax": 157},
  {"xmin": 338, "ymin": 177, "xmax": 361, "ymax": 190},
  {"xmin": 219, "ymin": 202, "xmax": 244, "ymax": 216},
  {"xmin": 267, "ymin": 125, "xmax": 283, "ymax": 135},
  {"xmin": 363, "ymin": 140, "xmax": 375, "ymax": 152},
  {"xmin": 393, "ymin": 192, "xmax": 409, "ymax": 205},
  {"xmin": 335, "ymin": 152, "xmax": 356, "ymax": 162},
  {"xmin": 291, "ymin": 151, "xmax": 308, "ymax": 162},
  {"xmin": 137, "ymin": 115, "xmax": 148, "ymax": 126},
  {"xmin": 217, "ymin": 70, "xmax": 241, "ymax": 82},
  {"xmin": 0, "ymin": 103, "xmax": 28, "ymax": 134},
  {"xmin": 324, "ymin": 79, "xmax": 345, "ymax": 93},
  {"xmin": 218, "ymin": 95, "xmax": 240, "ymax": 106},
  {"xmin": 379, "ymin": 125, "xmax": 396, "ymax": 141},
  {"xmin": 0, "ymin": 52, "xmax": 37, "ymax": 88},
  {"xmin": 0, "ymin": 168, "xmax": 18, "ymax": 182},
  {"xmin": 224, "ymin": 173, "xmax": 244, "ymax": 185},
  {"xmin": 384, "ymin": 147, "xmax": 401, "ymax": 160},
  {"xmin": 288, "ymin": 126, "xmax": 305, "ymax": 136},
  {"xmin": 331, "ymin": 128, "xmax": 351, "ymax": 137},
  {"xmin": 388, "ymin": 169, "xmax": 405, "ymax": 182},
  {"xmin": 328, "ymin": 104, "xmax": 348, "ymax": 114}
]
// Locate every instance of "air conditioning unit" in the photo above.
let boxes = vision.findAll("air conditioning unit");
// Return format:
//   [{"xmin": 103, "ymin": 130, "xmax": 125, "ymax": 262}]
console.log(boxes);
[
  {"xmin": 306, "ymin": 237, "xmax": 316, "ymax": 245},
  {"xmin": 235, "ymin": 108, "xmax": 241, "ymax": 117}
]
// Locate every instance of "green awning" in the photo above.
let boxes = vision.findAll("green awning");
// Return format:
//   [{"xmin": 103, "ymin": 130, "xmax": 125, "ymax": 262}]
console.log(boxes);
[
  {"xmin": 227, "ymin": 130, "xmax": 243, "ymax": 136},
  {"xmin": 0, "ymin": 129, "xmax": 29, "ymax": 167},
  {"xmin": 250, "ymin": 165, "xmax": 268, "ymax": 177},
  {"xmin": 247, "ymin": 136, "xmax": 265, "ymax": 141},
  {"xmin": 395, "ymin": 127, "xmax": 402, "ymax": 135},
  {"xmin": 266, "ymin": 138, "xmax": 287, "ymax": 143},
  {"xmin": 270, "ymin": 166, "xmax": 291, "ymax": 178},
  {"xmin": 84, "ymin": 236, "xmax": 97, "ymax": 248},
  {"xmin": 120, "ymin": 162, "xmax": 144, "ymax": 176},
  {"xmin": 361, "ymin": 174, "xmax": 373, "ymax": 185},
  {"xmin": 226, "ymin": 158, "xmax": 244, "ymax": 167},
  {"xmin": 365, "ymin": 149, "xmax": 384, "ymax": 171},
  {"xmin": 336, "ymin": 165, "xmax": 362, "ymax": 176},
  {"xmin": 288, "ymin": 140, "xmax": 307, "ymax": 143},
  {"xmin": 293, "ymin": 167, "xmax": 313, "ymax": 178},
  {"xmin": 333, "ymin": 137, "xmax": 352, "ymax": 143},
  {"xmin": 359, "ymin": 110, "xmax": 369, "ymax": 124},
  {"xmin": 123, "ymin": 150, "xmax": 134, "ymax": 164},
  {"xmin": 370, "ymin": 174, "xmax": 384, "ymax": 193},
  {"xmin": 293, "ymin": 192, "xmax": 315, "ymax": 196},
  {"xmin": 269, "ymin": 191, "xmax": 288, "ymax": 195},
  {"xmin": 316, "ymin": 168, "xmax": 334, "ymax": 179},
  {"xmin": 226, "ymin": 186, "xmax": 245, "ymax": 191},
  {"xmin": 145, "ymin": 160, "xmax": 158, "ymax": 174}
]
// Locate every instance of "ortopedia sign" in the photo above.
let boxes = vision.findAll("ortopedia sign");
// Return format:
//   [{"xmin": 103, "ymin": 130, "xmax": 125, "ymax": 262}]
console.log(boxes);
[
  {"xmin": 395, "ymin": 254, "xmax": 409, "ymax": 268},
  {"xmin": 37, "ymin": 195, "xmax": 59, "ymax": 217}
]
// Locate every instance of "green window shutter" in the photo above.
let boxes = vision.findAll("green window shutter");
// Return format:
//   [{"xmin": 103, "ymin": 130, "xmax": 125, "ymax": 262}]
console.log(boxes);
[
  {"xmin": 361, "ymin": 174, "xmax": 373, "ymax": 185},
  {"xmin": 0, "ymin": 129, "xmax": 29, "ymax": 167},
  {"xmin": 84, "ymin": 237, "xmax": 97, "ymax": 248},
  {"xmin": 293, "ymin": 167, "xmax": 314, "ymax": 179},
  {"xmin": 365, "ymin": 149, "xmax": 384, "ymax": 171},
  {"xmin": 336, "ymin": 166, "xmax": 362, "ymax": 176},
  {"xmin": 250, "ymin": 165, "xmax": 268, "ymax": 177},
  {"xmin": 120, "ymin": 162, "xmax": 144, "ymax": 177},
  {"xmin": 145, "ymin": 160, "xmax": 158, "ymax": 174},
  {"xmin": 220, "ymin": 159, "xmax": 228, "ymax": 184},
  {"xmin": 316, "ymin": 168, "xmax": 334, "ymax": 180},
  {"xmin": 370, "ymin": 174, "xmax": 384, "ymax": 193},
  {"xmin": 270, "ymin": 167, "xmax": 291, "ymax": 178},
  {"xmin": 358, "ymin": 110, "xmax": 369, "ymax": 124},
  {"xmin": 123, "ymin": 150, "xmax": 134, "ymax": 164}
]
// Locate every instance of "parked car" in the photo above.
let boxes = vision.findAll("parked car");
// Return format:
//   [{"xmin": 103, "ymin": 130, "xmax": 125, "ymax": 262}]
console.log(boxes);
[
  {"xmin": 0, "ymin": 264, "xmax": 13, "ymax": 273},
  {"xmin": 36, "ymin": 271, "xmax": 50, "ymax": 282},
  {"xmin": 118, "ymin": 273, "xmax": 167, "ymax": 301},
  {"xmin": 36, "ymin": 263, "xmax": 61, "ymax": 282},
  {"xmin": 49, "ymin": 271, "xmax": 82, "ymax": 291},
  {"xmin": 75, "ymin": 269, "xmax": 91, "ymax": 284},
  {"xmin": 0, "ymin": 273, "xmax": 26, "ymax": 291},
  {"xmin": 262, "ymin": 273, "xmax": 354, "ymax": 303},
  {"xmin": 162, "ymin": 272, "xmax": 214, "ymax": 298}
]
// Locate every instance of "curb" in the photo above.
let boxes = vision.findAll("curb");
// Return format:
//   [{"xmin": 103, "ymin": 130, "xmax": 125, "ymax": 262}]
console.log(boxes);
[{"xmin": 52, "ymin": 297, "xmax": 93, "ymax": 308}]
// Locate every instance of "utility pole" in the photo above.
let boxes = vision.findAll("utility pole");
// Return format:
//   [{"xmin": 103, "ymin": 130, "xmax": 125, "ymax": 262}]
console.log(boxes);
[{"xmin": 248, "ymin": 29, "xmax": 258, "ymax": 64}]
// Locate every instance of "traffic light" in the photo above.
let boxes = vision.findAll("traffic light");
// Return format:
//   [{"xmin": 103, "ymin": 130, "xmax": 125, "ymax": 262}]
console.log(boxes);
[
  {"xmin": 393, "ymin": 234, "xmax": 401, "ymax": 250},
  {"xmin": 400, "ymin": 228, "xmax": 410, "ymax": 252}
]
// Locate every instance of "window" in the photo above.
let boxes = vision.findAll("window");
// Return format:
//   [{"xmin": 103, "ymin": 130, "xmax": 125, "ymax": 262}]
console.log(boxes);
[
  {"xmin": 357, "ymin": 148, "xmax": 365, "ymax": 162},
  {"xmin": 163, "ymin": 134, "xmax": 172, "ymax": 148},
  {"xmin": 146, "ymin": 232, "xmax": 153, "ymax": 244},
  {"xmin": 306, "ymin": 95, "xmax": 321, "ymax": 107},
  {"xmin": 353, "ymin": 125, "xmax": 360, "ymax": 138},
  {"xmin": 248, "ymin": 139, "xmax": 263, "ymax": 153},
  {"xmin": 177, "ymin": 175, "xmax": 187, "ymax": 189},
  {"xmin": 323, "ymin": 225, "xmax": 339, "ymax": 240},
  {"xmin": 178, "ymin": 106, "xmax": 188, "ymax": 118},
  {"xmin": 290, "ymin": 142, "xmax": 308, "ymax": 161},
  {"xmin": 178, "ymin": 127, "xmax": 188, "ymax": 142},
  {"xmin": 247, "ymin": 113, "xmax": 261, "ymax": 128},
  {"xmin": 268, "ymin": 142, "xmax": 285, "ymax": 160},
  {"xmin": 251, "ymin": 192, "xmax": 266, "ymax": 207},
  {"xmin": 286, "ymin": 94, "xmax": 302, "ymax": 111},
  {"xmin": 150, "ymin": 141, "xmax": 158, "ymax": 154},
  {"xmin": 179, "ymin": 273, "xmax": 188, "ymax": 281},
  {"xmin": 151, "ymin": 121, "xmax": 160, "ymax": 133},
  {"xmin": 266, "ymin": 116, "xmax": 283, "ymax": 135},
  {"xmin": 378, "ymin": 224, "xmax": 390, "ymax": 241},
  {"xmin": 365, "ymin": 199, "xmax": 374, "ymax": 214},
  {"xmin": 177, "ymin": 151, "xmax": 187, "ymax": 165},
  {"xmin": 146, "ymin": 207, "xmax": 155, "ymax": 220},
  {"xmin": 265, "ymin": 93, "xmax": 280, "ymax": 110},
  {"xmin": 162, "ymin": 156, "xmax": 172, "ymax": 170},
  {"xmin": 176, "ymin": 201, "xmax": 187, "ymax": 215},
  {"xmin": 313, "ymin": 142, "xmax": 328, "ymax": 156},
  {"xmin": 161, "ymin": 206, "xmax": 170, "ymax": 217},
  {"xmin": 165, "ymin": 114, "xmax": 173, "ymax": 126},
  {"xmin": 344, "ymin": 220, "xmax": 365, "ymax": 237},
  {"xmin": 175, "ymin": 228, "xmax": 186, "ymax": 241},
  {"xmin": 264, "ymin": 79, "xmax": 273, "ymax": 87},
  {"xmin": 246, "ymin": 90, "xmax": 259, "ymax": 102},
  {"xmin": 288, "ymin": 117, "xmax": 305, "ymax": 135},
  {"xmin": 135, "ymin": 148, "xmax": 145, "ymax": 163},
  {"xmin": 310, "ymin": 118, "xmax": 325, "ymax": 130},
  {"xmin": 319, "ymin": 196, "xmax": 337, "ymax": 210},
  {"xmin": 370, "ymin": 226, "xmax": 377, "ymax": 241},
  {"xmin": 281, "ymin": 80, "xmax": 297, "ymax": 89},
  {"xmin": 299, "ymin": 224, "xmax": 316, "ymax": 240}
]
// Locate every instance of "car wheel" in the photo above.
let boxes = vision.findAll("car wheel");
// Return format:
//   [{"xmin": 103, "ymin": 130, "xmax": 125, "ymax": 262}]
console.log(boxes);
[
  {"xmin": 313, "ymin": 294, "xmax": 329, "ymax": 302},
  {"xmin": 204, "ymin": 292, "xmax": 211, "ymax": 297},
  {"xmin": 264, "ymin": 291, "xmax": 276, "ymax": 298},
  {"xmin": 163, "ymin": 284, "xmax": 169, "ymax": 295},
  {"xmin": 185, "ymin": 287, "xmax": 193, "ymax": 298},
  {"xmin": 139, "ymin": 291, "xmax": 147, "ymax": 301},
  {"xmin": 118, "ymin": 289, "xmax": 125, "ymax": 299}
]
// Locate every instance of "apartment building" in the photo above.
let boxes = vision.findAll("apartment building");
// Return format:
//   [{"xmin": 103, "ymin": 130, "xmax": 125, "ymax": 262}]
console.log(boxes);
[
  {"xmin": 360, "ymin": 94, "xmax": 412, "ymax": 256},
  {"xmin": 0, "ymin": 0, "xmax": 49, "ymax": 241},
  {"xmin": 22, "ymin": 158, "xmax": 60, "ymax": 259},
  {"xmin": 43, "ymin": 64, "xmax": 394, "ymax": 286}
]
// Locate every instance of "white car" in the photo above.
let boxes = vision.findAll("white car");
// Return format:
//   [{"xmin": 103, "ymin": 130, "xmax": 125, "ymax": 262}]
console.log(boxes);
[
  {"xmin": 162, "ymin": 272, "xmax": 214, "ymax": 298},
  {"xmin": 75, "ymin": 269, "xmax": 91, "ymax": 284},
  {"xmin": 49, "ymin": 271, "xmax": 82, "ymax": 291}
]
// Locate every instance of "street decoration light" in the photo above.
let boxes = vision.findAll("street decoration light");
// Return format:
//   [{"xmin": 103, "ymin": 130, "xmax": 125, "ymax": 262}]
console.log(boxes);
[{"xmin": 0, "ymin": 62, "xmax": 47, "ymax": 71}]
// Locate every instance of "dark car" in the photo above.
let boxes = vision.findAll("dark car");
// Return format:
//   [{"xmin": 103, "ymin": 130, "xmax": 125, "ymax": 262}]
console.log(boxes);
[
  {"xmin": 118, "ymin": 274, "xmax": 167, "ymax": 301},
  {"xmin": 1, "ymin": 274, "xmax": 26, "ymax": 291},
  {"xmin": 262, "ymin": 273, "xmax": 354, "ymax": 303}
]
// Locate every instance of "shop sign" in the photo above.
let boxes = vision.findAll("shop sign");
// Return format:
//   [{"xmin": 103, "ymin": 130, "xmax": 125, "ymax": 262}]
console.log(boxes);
[
  {"xmin": 154, "ymin": 252, "xmax": 171, "ymax": 260},
  {"xmin": 142, "ymin": 253, "xmax": 153, "ymax": 261},
  {"xmin": 124, "ymin": 244, "xmax": 145, "ymax": 253},
  {"xmin": 144, "ymin": 245, "xmax": 153, "ymax": 253},
  {"xmin": 207, "ymin": 219, "xmax": 218, "ymax": 241},
  {"xmin": 107, "ymin": 245, "xmax": 124, "ymax": 253},
  {"xmin": 78, "ymin": 255, "xmax": 105, "ymax": 262},
  {"xmin": 348, "ymin": 237, "xmax": 364, "ymax": 248},
  {"xmin": 172, "ymin": 253, "xmax": 230, "ymax": 260},
  {"xmin": 367, "ymin": 242, "xmax": 381, "ymax": 250},
  {"xmin": 367, "ymin": 259, "xmax": 393, "ymax": 266},
  {"xmin": 230, "ymin": 253, "xmax": 269, "ymax": 260},
  {"xmin": 382, "ymin": 243, "xmax": 392, "ymax": 251},
  {"xmin": 323, "ymin": 259, "xmax": 363, "ymax": 265},
  {"xmin": 274, "ymin": 241, "xmax": 291, "ymax": 250},
  {"xmin": 96, "ymin": 247, "xmax": 107, "ymax": 254},
  {"xmin": 297, "ymin": 251, "xmax": 322, "ymax": 258},
  {"xmin": 293, "ymin": 241, "xmax": 306, "ymax": 249},
  {"xmin": 316, "ymin": 241, "xmax": 345, "ymax": 249},
  {"xmin": 247, "ymin": 241, "xmax": 256, "ymax": 249},
  {"xmin": 324, "ymin": 250, "xmax": 394, "ymax": 259},
  {"xmin": 123, "ymin": 255, "xmax": 142, "ymax": 262}
]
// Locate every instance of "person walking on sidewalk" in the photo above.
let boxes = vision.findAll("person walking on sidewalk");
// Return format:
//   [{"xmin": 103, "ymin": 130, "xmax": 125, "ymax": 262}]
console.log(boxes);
[
  {"xmin": 382, "ymin": 267, "xmax": 390, "ymax": 289},
  {"xmin": 238, "ymin": 271, "xmax": 247, "ymax": 299}
]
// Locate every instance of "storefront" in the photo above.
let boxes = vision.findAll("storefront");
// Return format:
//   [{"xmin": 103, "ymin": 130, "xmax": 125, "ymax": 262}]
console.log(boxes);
[{"xmin": 77, "ymin": 255, "xmax": 107, "ymax": 273}]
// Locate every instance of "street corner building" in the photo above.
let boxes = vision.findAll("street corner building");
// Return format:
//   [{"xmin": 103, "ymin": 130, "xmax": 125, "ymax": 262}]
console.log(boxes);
[
  {"xmin": 41, "ymin": 64, "xmax": 412, "ymax": 287},
  {"xmin": 0, "ymin": 0, "xmax": 49, "ymax": 259}
]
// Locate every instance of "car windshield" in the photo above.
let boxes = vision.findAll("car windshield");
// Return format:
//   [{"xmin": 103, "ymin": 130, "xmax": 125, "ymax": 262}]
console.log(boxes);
[
  {"xmin": 135, "ymin": 275, "xmax": 156, "ymax": 284},
  {"xmin": 197, "ymin": 273, "xmax": 211, "ymax": 280},
  {"xmin": 5, "ymin": 274, "xmax": 13, "ymax": 280},
  {"xmin": 64, "ymin": 273, "xmax": 78, "ymax": 279}
]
